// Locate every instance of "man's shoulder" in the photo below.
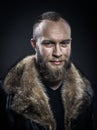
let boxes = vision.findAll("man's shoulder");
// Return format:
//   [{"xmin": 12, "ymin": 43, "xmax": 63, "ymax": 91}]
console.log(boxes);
[
  {"xmin": 16, "ymin": 55, "xmax": 35, "ymax": 67},
  {"xmin": 3, "ymin": 55, "xmax": 36, "ymax": 93},
  {"xmin": 7, "ymin": 55, "xmax": 35, "ymax": 73},
  {"xmin": 71, "ymin": 63, "xmax": 94, "ymax": 98}
]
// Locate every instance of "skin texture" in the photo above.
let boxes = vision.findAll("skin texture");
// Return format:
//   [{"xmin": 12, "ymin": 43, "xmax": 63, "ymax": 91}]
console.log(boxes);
[{"xmin": 31, "ymin": 19, "xmax": 72, "ymax": 89}]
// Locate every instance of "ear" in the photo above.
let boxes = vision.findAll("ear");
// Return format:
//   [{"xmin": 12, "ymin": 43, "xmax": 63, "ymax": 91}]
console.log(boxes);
[{"xmin": 30, "ymin": 38, "xmax": 36, "ymax": 49}]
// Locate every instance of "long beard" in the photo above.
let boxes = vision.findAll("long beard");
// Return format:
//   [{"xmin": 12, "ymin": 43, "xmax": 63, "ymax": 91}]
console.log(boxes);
[{"xmin": 36, "ymin": 51, "xmax": 71, "ymax": 82}]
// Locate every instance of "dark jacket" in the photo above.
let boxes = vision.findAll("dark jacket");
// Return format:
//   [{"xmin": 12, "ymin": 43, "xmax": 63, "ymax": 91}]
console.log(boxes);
[{"xmin": 0, "ymin": 55, "xmax": 94, "ymax": 130}]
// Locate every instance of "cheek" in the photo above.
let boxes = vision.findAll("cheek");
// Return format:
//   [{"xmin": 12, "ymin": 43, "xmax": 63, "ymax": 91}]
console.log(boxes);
[
  {"xmin": 62, "ymin": 46, "xmax": 71, "ymax": 56},
  {"xmin": 40, "ymin": 47, "xmax": 52, "ymax": 57}
]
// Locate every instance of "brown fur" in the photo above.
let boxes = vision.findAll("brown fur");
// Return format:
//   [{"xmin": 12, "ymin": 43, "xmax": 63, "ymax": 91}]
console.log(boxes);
[{"xmin": 3, "ymin": 55, "xmax": 92, "ymax": 130}]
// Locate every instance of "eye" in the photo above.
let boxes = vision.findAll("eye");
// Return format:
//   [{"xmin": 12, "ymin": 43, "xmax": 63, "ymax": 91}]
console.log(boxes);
[
  {"xmin": 42, "ymin": 40, "xmax": 54, "ymax": 47},
  {"xmin": 60, "ymin": 39, "xmax": 71, "ymax": 47}
]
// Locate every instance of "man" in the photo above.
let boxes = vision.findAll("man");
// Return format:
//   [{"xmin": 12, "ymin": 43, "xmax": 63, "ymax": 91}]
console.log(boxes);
[{"xmin": 1, "ymin": 11, "xmax": 94, "ymax": 130}]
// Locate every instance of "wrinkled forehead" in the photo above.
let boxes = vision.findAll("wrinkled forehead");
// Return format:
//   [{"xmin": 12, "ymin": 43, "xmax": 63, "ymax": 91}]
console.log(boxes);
[{"xmin": 34, "ymin": 19, "xmax": 71, "ymax": 40}]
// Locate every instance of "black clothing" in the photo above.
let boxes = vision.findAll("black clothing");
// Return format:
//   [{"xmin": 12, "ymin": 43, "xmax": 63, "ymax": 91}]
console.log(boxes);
[
  {"xmin": 45, "ymin": 86, "xmax": 65, "ymax": 130},
  {"xmin": 0, "ymin": 55, "xmax": 95, "ymax": 130}
]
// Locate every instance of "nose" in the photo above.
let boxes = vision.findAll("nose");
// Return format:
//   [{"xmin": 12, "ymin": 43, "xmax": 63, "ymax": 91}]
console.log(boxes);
[{"xmin": 52, "ymin": 44, "xmax": 62, "ymax": 58}]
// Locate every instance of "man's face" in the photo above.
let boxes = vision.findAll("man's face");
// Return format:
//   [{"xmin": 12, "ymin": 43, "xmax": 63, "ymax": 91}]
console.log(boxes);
[{"xmin": 31, "ymin": 19, "xmax": 71, "ymax": 81}]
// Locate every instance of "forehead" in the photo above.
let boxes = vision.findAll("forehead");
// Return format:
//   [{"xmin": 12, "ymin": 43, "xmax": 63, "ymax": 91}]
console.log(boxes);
[{"xmin": 35, "ymin": 19, "xmax": 71, "ymax": 40}]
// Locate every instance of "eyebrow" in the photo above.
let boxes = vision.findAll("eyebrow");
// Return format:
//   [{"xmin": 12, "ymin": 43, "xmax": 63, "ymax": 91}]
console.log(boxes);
[
  {"xmin": 41, "ymin": 40, "xmax": 55, "ymax": 44},
  {"xmin": 61, "ymin": 39, "xmax": 72, "ymax": 42}
]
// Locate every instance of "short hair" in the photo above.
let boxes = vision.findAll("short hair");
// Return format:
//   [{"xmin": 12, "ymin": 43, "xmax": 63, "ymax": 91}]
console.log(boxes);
[
  {"xmin": 32, "ymin": 11, "xmax": 70, "ymax": 40},
  {"xmin": 35, "ymin": 11, "xmax": 62, "ymax": 22}
]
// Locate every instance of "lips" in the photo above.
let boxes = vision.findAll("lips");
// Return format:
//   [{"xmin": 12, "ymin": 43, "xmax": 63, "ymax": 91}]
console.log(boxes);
[{"xmin": 50, "ymin": 60, "xmax": 63, "ymax": 65}]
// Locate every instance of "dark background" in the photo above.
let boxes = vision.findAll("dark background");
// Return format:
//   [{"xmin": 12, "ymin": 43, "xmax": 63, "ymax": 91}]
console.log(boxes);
[{"xmin": 0, "ymin": 0, "xmax": 97, "ymax": 129}]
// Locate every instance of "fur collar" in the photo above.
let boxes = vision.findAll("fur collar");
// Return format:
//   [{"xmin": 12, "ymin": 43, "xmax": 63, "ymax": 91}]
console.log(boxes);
[{"xmin": 3, "ymin": 55, "xmax": 92, "ymax": 130}]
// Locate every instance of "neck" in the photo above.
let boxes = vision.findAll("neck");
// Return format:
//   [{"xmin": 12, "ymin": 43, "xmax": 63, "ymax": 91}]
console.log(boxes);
[{"xmin": 42, "ymin": 79, "xmax": 64, "ymax": 90}]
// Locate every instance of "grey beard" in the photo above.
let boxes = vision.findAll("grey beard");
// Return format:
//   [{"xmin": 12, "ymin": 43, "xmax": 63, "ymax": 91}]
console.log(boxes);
[{"xmin": 36, "ymin": 51, "xmax": 71, "ymax": 82}]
